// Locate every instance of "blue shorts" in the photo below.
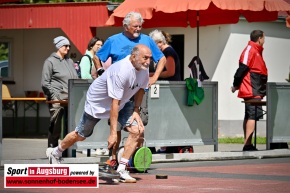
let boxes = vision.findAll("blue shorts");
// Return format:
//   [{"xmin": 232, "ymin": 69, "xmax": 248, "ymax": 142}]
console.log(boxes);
[{"xmin": 75, "ymin": 101, "xmax": 138, "ymax": 138}]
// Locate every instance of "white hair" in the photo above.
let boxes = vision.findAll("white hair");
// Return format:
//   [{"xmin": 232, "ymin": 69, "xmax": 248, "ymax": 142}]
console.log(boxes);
[
  {"xmin": 123, "ymin": 12, "xmax": 144, "ymax": 26},
  {"xmin": 149, "ymin": 29, "xmax": 166, "ymax": 44}
]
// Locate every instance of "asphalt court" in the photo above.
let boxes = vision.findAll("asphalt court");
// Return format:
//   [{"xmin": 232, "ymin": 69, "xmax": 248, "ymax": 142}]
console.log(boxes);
[{"xmin": 1, "ymin": 157, "xmax": 289, "ymax": 193}]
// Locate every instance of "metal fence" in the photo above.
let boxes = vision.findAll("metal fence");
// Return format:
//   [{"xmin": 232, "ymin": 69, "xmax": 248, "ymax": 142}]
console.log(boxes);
[
  {"xmin": 267, "ymin": 82, "xmax": 290, "ymax": 149},
  {"xmin": 68, "ymin": 79, "xmax": 218, "ymax": 157}
]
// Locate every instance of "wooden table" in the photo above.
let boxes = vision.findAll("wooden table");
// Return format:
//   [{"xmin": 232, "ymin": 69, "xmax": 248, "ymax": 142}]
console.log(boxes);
[
  {"xmin": 242, "ymin": 100, "xmax": 267, "ymax": 148},
  {"xmin": 2, "ymin": 97, "xmax": 47, "ymax": 136},
  {"xmin": 46, "ymin": 100, "xmax": 68, "ymax": 106}
]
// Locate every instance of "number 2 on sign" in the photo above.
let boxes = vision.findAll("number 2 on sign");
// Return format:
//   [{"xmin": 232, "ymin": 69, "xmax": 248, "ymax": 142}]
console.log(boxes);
[{"xmin": 150, "ymin": 84, "xmax": 159, "ymax": 98}]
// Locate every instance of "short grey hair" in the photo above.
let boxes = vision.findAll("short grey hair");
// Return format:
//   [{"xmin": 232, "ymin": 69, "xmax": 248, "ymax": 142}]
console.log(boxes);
[
  {"xmin": 131, "ymin": 45, "xmax": 140, "ymax": 56},
  {"xmin": 149, "ymin": 29, "xmax": 166, "ymax": 44},
  {"xmin": 123, "ymin": 11, "xmax": 144, "ymax": 26}
]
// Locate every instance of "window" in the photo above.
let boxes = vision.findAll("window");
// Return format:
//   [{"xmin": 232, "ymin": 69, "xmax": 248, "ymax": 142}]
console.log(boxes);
[{"xmin": 0, "ymin": 40, "xmax": 11, "ymax": 78}]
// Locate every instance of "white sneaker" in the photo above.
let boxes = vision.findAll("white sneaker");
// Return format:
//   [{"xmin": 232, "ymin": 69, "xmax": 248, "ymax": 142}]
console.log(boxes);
[
  {"xmin": 90, "ymin": 149, "xmax": 97, "ymax": 155},
  {"xmin": 94, "ymin": 148, "xmax": 109, "ymax": 156},
  {"xmin": 118, "ymin": 169, "xmax": 137, "ymax": 183},
  {"xmin": 46, "ymin": 147, "xmax": 62, "ymax": 164},
  {"xmin": 95, "ymin": 148, "xmax": 104, "ymax": 155},
  {"xmin": 102, "ymin": 149, "xmax": 109, "ymax": 156}
]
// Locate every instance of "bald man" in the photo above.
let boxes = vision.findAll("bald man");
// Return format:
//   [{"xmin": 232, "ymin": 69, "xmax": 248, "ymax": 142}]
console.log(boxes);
[{"xmin": 46, "ymin": 44, "xmax": 152, "ymax": 183}]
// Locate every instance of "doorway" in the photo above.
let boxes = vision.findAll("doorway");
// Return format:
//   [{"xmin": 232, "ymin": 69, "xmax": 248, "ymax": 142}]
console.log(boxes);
[{"xmin": 171, "ymin": 34, "xmax": 184, "ymax": 80}]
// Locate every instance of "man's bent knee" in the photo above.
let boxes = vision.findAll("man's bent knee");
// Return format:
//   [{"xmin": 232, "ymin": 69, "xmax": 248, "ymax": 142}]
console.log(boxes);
[
  {"xmin": 76, "ymin": 132, "xmax": 86, "ymax": 141},
  {"xmin": 128, "ymin": 126, "xmax": 143, "ymax": 140},
  {"xmin": 70, "ymin": 131, "xmax": 86, "ymax": 142},
  {"xmin": 61, "ymin": 131, "xmax": 86, "ymax": 150},
  {"xmin": 127, "ymin": 125, "xmax": 144, "ymax": 134}
]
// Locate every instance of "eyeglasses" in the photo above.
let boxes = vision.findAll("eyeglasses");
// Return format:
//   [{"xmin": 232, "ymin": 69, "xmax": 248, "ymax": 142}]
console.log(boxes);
[
  {"xmin": 63, "ymin": 45, "xmax": 71, "ymax": 48},
  {"xmin": 131, "ymin": 25, "xmax": 142, "ymax": 29}
]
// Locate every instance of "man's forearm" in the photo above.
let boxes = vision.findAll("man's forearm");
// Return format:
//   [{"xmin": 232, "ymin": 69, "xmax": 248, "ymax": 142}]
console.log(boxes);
[
  {"xmin": 152, "ymin": 56, "xmax": 166, "ymax": 79},
  {"xmin": 93, "ymin": 55, "xmax": 102, "ymax": 70},
  {"xmin": 93, "ymin": 55, "xmax": 105, "ymax": 76},
  {"xmin": 233, "ymin": 62, "xmax": 249, "ymax": 87},
  {"xmin": 110, "ymin": 99, "xmax": 120, "ymax": 134},
  {"xmin": 149, "ymin": 56, "xmax": 166, "ymax": 86}
]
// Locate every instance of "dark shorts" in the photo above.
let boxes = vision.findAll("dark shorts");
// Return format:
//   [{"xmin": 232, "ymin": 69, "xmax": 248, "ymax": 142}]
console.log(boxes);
[
  {"xmin": 244, "ymin": 98, "xmax": 263, "ymax": 120},
  {"xmin": 75, "ymin": 101, "xmax": 138, "ymax": 138}
]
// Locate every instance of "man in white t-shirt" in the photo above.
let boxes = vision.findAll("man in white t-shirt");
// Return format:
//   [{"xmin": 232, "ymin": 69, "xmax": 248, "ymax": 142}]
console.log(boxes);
[{"xmin": 45, "ymin": 44, "xmax": 151, "ymax": 183}]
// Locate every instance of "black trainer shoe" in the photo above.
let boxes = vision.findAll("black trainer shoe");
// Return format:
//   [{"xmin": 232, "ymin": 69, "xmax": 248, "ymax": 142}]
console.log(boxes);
[
  {"xmin": 99, "ymin": 165, "xmax": 119, "ymax": 178},
  {"xmin": 110, "ymin": 159, "xmax": 119, "ymax": 170},
  {"xmin": 243, "ymin": 144, "xmax": 258, "ymax": 151}
]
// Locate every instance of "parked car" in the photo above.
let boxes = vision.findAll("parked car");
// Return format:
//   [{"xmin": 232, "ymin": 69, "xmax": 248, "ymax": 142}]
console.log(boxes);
[{"xmin": 0, "ymin": 60, "xmax": 8, "ymax": 77}]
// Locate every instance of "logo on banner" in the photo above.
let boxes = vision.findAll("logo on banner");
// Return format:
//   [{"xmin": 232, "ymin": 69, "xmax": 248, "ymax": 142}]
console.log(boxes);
[{"xmin": 4, "ymin": 164, "xmax": 99, "ymax": 188}]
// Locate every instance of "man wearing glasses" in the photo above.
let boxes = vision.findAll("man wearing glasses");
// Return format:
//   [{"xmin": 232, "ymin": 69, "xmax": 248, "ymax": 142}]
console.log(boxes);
[{"xmin": 41, "ymin": 36, "xmax": 79, "ymax": 152}]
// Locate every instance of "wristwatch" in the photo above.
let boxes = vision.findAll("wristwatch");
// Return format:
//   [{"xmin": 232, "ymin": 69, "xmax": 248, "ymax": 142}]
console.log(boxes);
[{"xmin": 97, "ymin": 68, "xmax": 105, "ymax": 76}]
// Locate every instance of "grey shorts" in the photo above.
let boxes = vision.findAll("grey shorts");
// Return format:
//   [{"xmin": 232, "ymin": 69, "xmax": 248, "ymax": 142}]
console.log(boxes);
[
  {"xmin": 244, "ymin": 98, "xmax": 263, "ymax": 120},
  {"xmin": 75, "ymin": 101, "xmax": 138, "ymax": 138}
]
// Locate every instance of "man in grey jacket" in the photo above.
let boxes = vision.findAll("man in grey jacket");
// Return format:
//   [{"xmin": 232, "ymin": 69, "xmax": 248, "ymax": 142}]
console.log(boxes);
[{"xmin": 41, "ymin": 36, "xmax": 79, "ymax": 149}]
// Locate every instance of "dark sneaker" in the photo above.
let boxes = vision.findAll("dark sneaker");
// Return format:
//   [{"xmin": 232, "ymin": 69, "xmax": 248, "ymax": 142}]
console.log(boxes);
[
  {"xmin": 110, "ymin": 159, "xmax": 119, "ymax": 170},
  {"xmin": 243, "ymin": 144, "xmax": 258, "ymax": 151},
  {"xmin": 104, "ymin": 159, "xmax": 119, "ymax": 181},
  {"xmin": 105, "ymin": 159, "xmax": 119, "ymax": 170},
  {"xmin": 99, "ymin": 165, "xmax": 119, "ymax": 178}
]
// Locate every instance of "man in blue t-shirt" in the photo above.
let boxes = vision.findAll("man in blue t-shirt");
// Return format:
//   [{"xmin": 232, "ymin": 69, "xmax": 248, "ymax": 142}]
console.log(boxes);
[
  {"xmin": 94, "ymin": 12, "xmax": 166, "ymax": 176},
  {"xmin": 95, "ymin": 12, "xmax": 165, "ymax": 85}
]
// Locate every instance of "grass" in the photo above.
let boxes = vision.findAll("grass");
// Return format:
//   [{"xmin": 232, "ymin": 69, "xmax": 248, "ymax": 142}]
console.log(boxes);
[{"xmin": 218, "ymin": 137, "xmax": 266, "ymax": 144}]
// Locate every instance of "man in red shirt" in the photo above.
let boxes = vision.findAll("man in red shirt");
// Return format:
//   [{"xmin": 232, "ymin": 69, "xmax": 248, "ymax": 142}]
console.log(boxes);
[{"xmin": 231, "ymin": 30, "xmax": 268, "ymax": 151}]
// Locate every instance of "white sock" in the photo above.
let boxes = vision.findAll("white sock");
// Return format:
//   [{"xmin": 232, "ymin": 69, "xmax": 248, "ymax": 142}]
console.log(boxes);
[
  {"xmin": 117, "ymin": 158, "xmax": 129, "ymax": 172},
  {"xmin": 52, "ymin": 145, "xmax": 64, "ymax": 158}
]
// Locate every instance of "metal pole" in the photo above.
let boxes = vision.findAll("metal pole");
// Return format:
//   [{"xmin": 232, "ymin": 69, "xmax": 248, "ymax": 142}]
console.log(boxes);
[{"xmin": 197, "ymin": 11, "xmax": 199, "ymax": 66}]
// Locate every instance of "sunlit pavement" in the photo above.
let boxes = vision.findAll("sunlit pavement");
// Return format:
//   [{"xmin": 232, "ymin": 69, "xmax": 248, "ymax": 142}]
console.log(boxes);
[
  {"xmin": 1, "ymin": 157, "xmax": 290, "ymax": 193},
  {"xmin": 1, "ymin": 138, "xmax": 290, "ymax": 193}
]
